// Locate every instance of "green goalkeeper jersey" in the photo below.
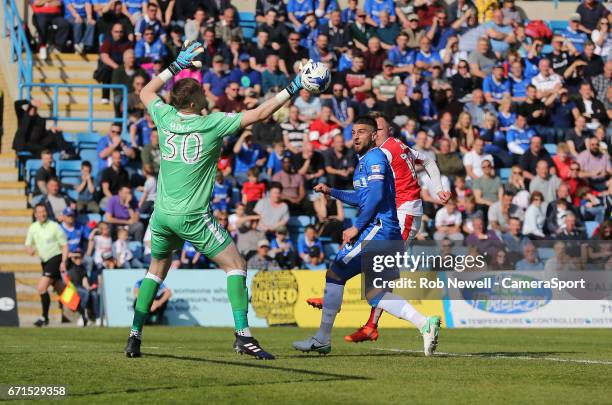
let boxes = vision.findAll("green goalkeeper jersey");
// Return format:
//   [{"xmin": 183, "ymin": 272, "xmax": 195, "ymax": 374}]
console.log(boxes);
[{"xmin": 147, "ymin": 97, "xmax": 243, "ymax": 215}]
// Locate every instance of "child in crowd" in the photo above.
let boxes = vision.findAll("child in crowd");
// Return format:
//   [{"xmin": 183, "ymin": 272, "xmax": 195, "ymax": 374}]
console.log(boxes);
[{"xmin": 241, "ymin": 167, "xmax": 266, "ymax": 213}]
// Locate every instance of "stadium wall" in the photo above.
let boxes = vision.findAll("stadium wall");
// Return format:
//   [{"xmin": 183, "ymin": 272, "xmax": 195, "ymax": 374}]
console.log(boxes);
[{"xmin": 102, "ymin": 269, "xmax": 612, "ymax": 329}]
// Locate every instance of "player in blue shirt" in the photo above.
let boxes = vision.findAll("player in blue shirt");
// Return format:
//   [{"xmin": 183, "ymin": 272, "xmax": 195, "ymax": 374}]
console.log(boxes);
[
  {"xmin": 211, "ymin": 173, "xmax": 232, "ymax": 212},
  {"xmin": 506, "ymin": 114, "xmax": 536, "ymax": 156},
  {"xmin": 293, "ymin": 116, "xmax": 441, "ymax": 356},
  {"xmin": 482, "ymin": 63, "xmax": 511, "ymax": 105}
]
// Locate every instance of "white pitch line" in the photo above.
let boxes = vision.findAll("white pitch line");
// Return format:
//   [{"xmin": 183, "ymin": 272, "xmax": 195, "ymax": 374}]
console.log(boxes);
[{"xmin": 373, "ymin": 348, "xmax": 612, "ymax": 365}]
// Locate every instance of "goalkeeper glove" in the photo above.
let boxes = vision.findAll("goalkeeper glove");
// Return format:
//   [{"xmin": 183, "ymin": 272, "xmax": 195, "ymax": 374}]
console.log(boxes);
[
  {"xmin": 284, "ymin": 59, "xmax": 313, "ymax": 96},
  {"xmin": 167, "ymin": 40, "xmax": 204, "ymax": 76}
]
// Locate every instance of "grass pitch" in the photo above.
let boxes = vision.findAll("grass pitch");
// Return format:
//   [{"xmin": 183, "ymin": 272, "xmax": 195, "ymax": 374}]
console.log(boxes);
[{"xmin": 1, "ymin": 327, "xmax": 611, "ymax": 404}]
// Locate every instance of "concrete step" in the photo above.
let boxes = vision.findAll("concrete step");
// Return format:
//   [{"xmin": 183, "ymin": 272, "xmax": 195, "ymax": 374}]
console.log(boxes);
[
  {"xmin": 0, "ymin": 251, "xmax": 39, "ymax": 264},
  {"xmin": 0, "ymin": 263, "xmax": 40, "ymax": 272},
  {"xmin": 0, "ymin": 181, "xmax": 27, "ymax": 195},
  {"xmin": 0, "ymin": 195, "xmax": 28, "ymax": 209},
  {"xmin": 0, "ymin": 243, "xmax": 27, "ymax": 250},
  {"xmin": 55, "ymin": 120, "xmax": 109, "ymax": 133},
  {"xmin": 33, "ymin": 52, "xmax": 99, "ymax": 64},
  {"xmin": 38, "ymin": 103, "xmax": 114, "ymax": 113},
  {"xmin": 0, "ymin": 209, "xmax": 33, "ymax": 223},
  {"xmin": 18, "ymin": 291, "xmax": 59, "ymax": 302},
  {"xmin": 31, "ymin": 89, "xmax": 109, "ymax": 105},
  {"xmin": 0, "ymin": 167, "xmax": 18, "ymax": 182},
  {"xmin": 37, "ymin": 106, "xmax": 116, "ymax": 120},
  {"xmin": 33, "ymin": 65, "xmax": 96, "ymax": 81},
  {"xmin": 0, "ymin": 235, "xmax": 26, "ymax": 244},
  {"xmin": 15, "ymin": 272, "xmax": 42, "ymax": 286},
  {"xmin": 0, "ymin": 152, "xmax": 17, "ymax": 168},
  {"xmin": 0, "ymin": 223, "xmax": 30, "ymax": 236},
  {"xmin": 35, "ymin": 77, "xmax": 98, "ymax": 85}
]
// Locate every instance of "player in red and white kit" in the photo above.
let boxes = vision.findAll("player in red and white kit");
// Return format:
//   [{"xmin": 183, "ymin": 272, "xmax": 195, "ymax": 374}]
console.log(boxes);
[{"xmin": 307, "ymin": 112, "xmax": 451, "ymax": 343}]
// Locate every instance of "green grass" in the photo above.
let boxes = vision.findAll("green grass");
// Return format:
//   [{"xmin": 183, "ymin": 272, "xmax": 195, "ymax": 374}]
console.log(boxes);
[{"xmin": 1, "ymin": 327, "xmax": 611, "ymax": 404}]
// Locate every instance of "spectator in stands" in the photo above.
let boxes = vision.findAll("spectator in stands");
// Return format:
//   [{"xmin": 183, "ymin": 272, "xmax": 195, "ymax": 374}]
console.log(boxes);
[
  {"xmin": 577, "ymin": 136, "xmax": 612, "ymax": 191},
  {"xmin": 87, "ymin": 221, "xmax": 112, "ymax": 270},
  {"xmin": 383, "ymin": 84, "xmax": 417, "ymax": 127},
  {"xmin": 258, "ymin": 9, "xmax": 289, "ymax": 51},
  {"xmin": 241, "ymin": 168, "xmax": 266, "ymax": 213},
  {"xmin": 249, "ymin": 30, "xmax": 274, "ymax": 72},
  {"xmin": 591, "ymin": 20, "xmax": 612, "ymax": 61},
  {"xmin": 436, "ymin": 138, "xmax": 464, "ymax": 178},
  {"xmin": 453, "ymin": 111, "xmax": 478, "ymax": 153},
  {"xmin": 468, "ymin": 37, "xmax": 497, "ymax": 81},
  {"xmin": 252, "ymin": 114, "xmax": 282, "ymax": 150},
  {"xmin": 13, "ymin": 100, "xmax": 70, "ymax": 156},
  {"xmin": 31, "ymin": 0, "xmax": 70, "ymax": 59},
  {"xmin": 256, "ymin": 0, "xmax": 287, "ymax": 23},
  {"xmin": 482, "ymin": 62, "xmax": 510, "ymax": 106},
  {"xmin": 215, "ymin": 81, "xmax": 249, "ymax": 113},
  {"xmin": 298, "ymin": 225, "xmax": 324, "ymax": 265},
  {"xmin": 111, "ymin": 49, "xmax": 146, "ymax": 117},
  {"xmin": 183, "ymin": 7, "xmax": 208, "ymax": 42},
  {"xmin": 180, "ymin": 241, "xmax": 207, "ymax": 269},
  {"xmin": 113, "ymin": 227, "xmax": 143, "ymax": 268},
  {"xmin": 294, "ymin": 89, "xmax": 322, "ymax": 122},
  {"xmin": 246, "ymin": 239, "xmax": 281, "ymax": 270},
  {"xmin": 372, "ymin": 60, "xmax": 401, "ymax": 102},
  {"xmin": 272, "ymin": 156, "xmax": 307, "ymax": 215},
  {"xmin": 66, "ymin": 249, "xmax": 94, "ymax": 325},
  {"xmin": 563, "ymin": 14, "xmax": 589, "ymax": 54},
  {"xmin": 577, "ymin": 0, "xmax": 610, "ymax": 33},
  {"xmin": 104, "ymin": 185, "xmax": 144, "ymax": 241},
  {"xmin": 254, "ymin": 182, "xmax": 289, "ymax": 234},
  {"xmin": 233, "ymin": 130, "xmax": 267, "ymax": 184},
  {"xmin": 141, "ymin": 129, "xmax": 160, "ymax": 175},
  {"xmin": 261, "ymin": 55, "xmax": 289, "ymax": 95},
  {"xmin": 134, "ymin": 2, "xmax": 165, "ymax": 41},
  {"xmin": 555, "ymin": 213, "xmax": 587, "ymax": 264},
  {"xmin": 433, "ymin": 197, "xmax": 464, "ymax": 240},
  {"xmin": 463, "ymin": 138, "xmax": 493, "ymax": 179},
  {"xmin": 309, "ymin": 106, "xmax": 342, "ymax": 150},
  {"xmin": 484, "ymin": 9, "xmax": 515, "ymax": 57},
  {"xmin": 488, "ymin": 189, "xmax": 523, "ymax": 233},
  {"xmin": 287, "ymin": 0, "xmax": 314, "ymax": 30},
  {"xmin": 97, "ymin": 124, "xmax": 135, "ymax": 174},
  {"xmin": 573, "ymin": 82, "xmax": 608, "ymax": 130},
  {"xmin": 266, "ymin": 141, "xmax": 287, "ymax": 177},
  {"xmin": 40, "ymin": 178, "xmax": 71, "ymax": 222},
  {"xmin": 74, "ymin": 161, "xmax": 98, "ymax": 213},
  {"xmin": 126, "ymin": 74, "xmax": 147, "ymax": 117},
  {"xmin": 32, "ymin": 150, "xmax": 56, "ymax": 198},
  {"xmin": 215, "ymin": 7, "xmax": 242, "ymax": 46},
  {"xmin": 320, "ymin": 10, "xmax": 351, "ymax": 54},
  {"xmin": 135, "ymin": 27, "xmax": 168, "ymax": 65},
  {"xmin": 592, "ymin": 61, "xmax": 612, "ymax": 104},
  {"xmin": 203, "ymin": 55, "xmax": 230, "ymax": 103},
  {"xmin": 229, "ymin": 54, "xmax": 262, "ymax": 97},
  {"xmin": 282, "ymin": 105, "xmax": 309, "ymax": 154},
  {"xmin": 65, "ymin": 0, "xmax": 96, "ymax": 54},
  {"xmin": 96, "ymin": 22, "xmax": 133, "ymax": 104},
  {"xmin": 60, "ymin": 207, "xmax": 87, "ymax": 254},
  {"xmin": 531, "ymin": 59, "xmax": 564, "ymax": 102},
  {"xmin": 138, "ymin": 165, "xmax": 156, "ymax": 215},
  {"xmin": 530, "ymin": 160, "xmax": 562, "ymax": 204},
  {"xmin": 211, "ymin": 172, "xmax": 231, "ymax": 213},
  {"xmin": 269, "ymin": 226, "xmax": 299, "ymax": 269},
  {"xmin": 463, "ymin": 88, "xmax": 494, "ymax": 128},
  {"xmin": 502, "ymin": 216, "xmax": 529, "ymax": 257},
  {"xmin": 466, "ymin": 215, "xmax": 503, "ymax": 256},
  {"xmin": 310, "ymin": 33, "xmax": 337, "ymax": 66},
  {"xmin": 519, "ymin": 136, "xmax": 554, "ymax": 181},
  {"xmin": 515, "ymin": 243, "xmax": 545, "ymax": 270},
  {"xmin": 566, "ymin": 116, "xmax": 589, "ymax": 156},
  {"xmin": 100, "ymin": 150, "xmax": 130, "ymax": 208},
  {"xmin": 324, "ymin": 133, "xmax": 356, "ymax": 189},
  {"xmin": 473, "ymin": 159, "xmax": 502, "ymax": 210},
  {"xmin": 279, "ymin": 32, "xmax": 309, "ymax": 77},
  {"xmin": 506, "ymin": 114, "xmax": 536, "ymax": 157}
]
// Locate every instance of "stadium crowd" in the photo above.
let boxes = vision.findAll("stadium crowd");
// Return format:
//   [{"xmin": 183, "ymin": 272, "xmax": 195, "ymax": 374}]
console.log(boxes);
[{"xmin": 15, "ymin": 0, "xmax": 612, "ymax": 283}]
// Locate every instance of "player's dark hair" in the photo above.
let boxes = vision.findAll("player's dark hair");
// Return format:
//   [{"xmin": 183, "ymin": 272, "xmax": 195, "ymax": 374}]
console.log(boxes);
[
  {"xmin": 353, "ymin": 115, "xmax": 377, "ymax": 131},
  {"xmin": 171, "ymin": 78, "xmax": 208, "ymax": 113},
  {"xmin": 81, "ymin": 160, "xmax": 92, "ymax": 169},
  {"xmin": 34, "ymin": 202, "xmax": 46, "ymax": 210},
  {"xmin": 367, "ymin": 111, "xmax": 390, "ymax": 124},
  {"xmin": 269, "ymin": 181, "xmax": 283, "ymax": 192}
]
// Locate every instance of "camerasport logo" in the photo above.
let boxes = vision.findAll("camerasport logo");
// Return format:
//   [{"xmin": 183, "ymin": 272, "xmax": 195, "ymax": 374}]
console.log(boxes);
[
  {"xmin": 0, "ymin": 297, "xmax": 16, "ymax": 311},
  {"xmin": 461, "ymin": 274, "xmax": 552, "ymax": 314}
]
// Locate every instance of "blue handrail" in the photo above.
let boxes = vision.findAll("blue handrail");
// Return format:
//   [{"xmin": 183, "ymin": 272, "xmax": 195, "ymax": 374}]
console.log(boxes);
[
  {"xmin": 2, "ymin": 0, "xmax": 129, "ymax": 136},
  {"xmin": 22, "ymin": 83, "xmax": 129, "ymax": 134}
]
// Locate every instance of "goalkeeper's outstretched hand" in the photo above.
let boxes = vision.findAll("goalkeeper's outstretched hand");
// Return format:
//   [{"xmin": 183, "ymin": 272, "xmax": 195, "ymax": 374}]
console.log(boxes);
[
  {"xmin": 286, "ymin": 59, "xmax": 313, "ymax": 96},
  {"xmin": 169, "ymin": 40, "xmax": 204, "ymax": 74}
]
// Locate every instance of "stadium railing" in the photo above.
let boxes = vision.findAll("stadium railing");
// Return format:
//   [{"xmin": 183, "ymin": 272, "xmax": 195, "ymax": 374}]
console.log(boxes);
[{"xmin": 3, "ymin": 0, "xmax": 129, "ymax": 137}]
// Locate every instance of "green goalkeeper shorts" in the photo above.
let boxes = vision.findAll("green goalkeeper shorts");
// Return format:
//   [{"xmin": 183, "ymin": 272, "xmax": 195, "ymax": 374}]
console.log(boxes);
[{"xmin": 149, "ymin": 210, "xmax": 231, "ymax": 260}]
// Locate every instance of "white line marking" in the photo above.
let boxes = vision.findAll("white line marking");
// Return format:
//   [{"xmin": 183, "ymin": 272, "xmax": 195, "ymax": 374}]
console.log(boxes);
[
  {"xmin": 373, "ymin": 348, "xmax": 612, "ymax": 365},
  {"xmin": 143, "ymin": 346, "xmax": 160, "ymax": 349}
]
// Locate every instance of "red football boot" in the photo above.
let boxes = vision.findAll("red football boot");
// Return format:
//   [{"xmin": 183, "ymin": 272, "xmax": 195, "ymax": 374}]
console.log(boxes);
[
  {"xmin": 344, "ymin": 325, "xmax": 379, "ymax": 343},
  {"xmin": 306, "ymin": 297, "xmax": 324, "ymax": 309}
]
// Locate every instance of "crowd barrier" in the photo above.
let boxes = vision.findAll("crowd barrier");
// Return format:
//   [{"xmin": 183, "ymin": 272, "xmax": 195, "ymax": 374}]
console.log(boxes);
[{"xmin": 101, "ymin": 269, "xmax": 612, "ymax": 328}]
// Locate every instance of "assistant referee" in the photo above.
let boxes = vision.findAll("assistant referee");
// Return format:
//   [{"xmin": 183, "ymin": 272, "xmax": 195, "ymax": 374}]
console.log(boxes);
[{"xmin": 25, "ymin": 203, "xmax": 69, "ymax": 327}]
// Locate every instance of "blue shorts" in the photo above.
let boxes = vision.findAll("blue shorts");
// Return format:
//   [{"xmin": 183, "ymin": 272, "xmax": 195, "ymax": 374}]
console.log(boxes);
[{"xmin": 330, "ymin": 220, "xmax": 400, "ymax": 283}]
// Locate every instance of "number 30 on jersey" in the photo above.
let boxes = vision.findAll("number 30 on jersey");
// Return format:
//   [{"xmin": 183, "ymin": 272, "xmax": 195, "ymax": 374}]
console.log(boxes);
[{"xmin": 161, "ymin": 130, "xmax": 203, "ymax": 164}]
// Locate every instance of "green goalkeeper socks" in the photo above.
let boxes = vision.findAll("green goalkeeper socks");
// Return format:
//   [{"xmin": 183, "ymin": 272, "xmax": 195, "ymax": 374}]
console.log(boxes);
[
  {"xmin": 130, "ymin": 276, "xmax": 161, "ymax": 334},
  {"xmin": 227, "ymin": 272, "xmax": 251, "ymax": 336}
]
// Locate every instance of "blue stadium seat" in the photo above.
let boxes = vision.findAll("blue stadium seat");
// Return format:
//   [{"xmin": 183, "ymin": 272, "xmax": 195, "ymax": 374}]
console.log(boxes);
[
  {"xmin": 78, "ymin": 213, "xmax": 102, "ymax": 226},
  {"xmin": 544, "ymin": 144, "xmax": 557, "ymax": 155},
  {"xmin": 58, "ymin": 160, "xmax": 82, "ymax": 177},
  {"xmin": 61, "ymin": 175, "xmax": 81, "ymax": 186},
  {"xmin": 77, "ymin": 132, "xmax": 100, "ymax": 150},
  {"xmin": 238, "ymin": 11, "xmax": 257, "ymax": 41},
  {"xmin": 585, "ymin": 221, "xmax": 598, "ymax": 238},
  {"xmin": 499, "ymin": 168, "xmax": 512, "ymax": 182},
  {"xmin": 25, "ymin": 159, "xmax": 43, "ymax": 192},
  {"xmin": 538, "ymin": 247, "xmax": 554, "ymax": 261},
  {"xmin": 288, "ymin": 215, "xmax": 312, "ymax": 228},
  {"xmin": 548, "ymin": 20, "xmax": 568, "ymax": 34},
  {"xmin": 323, "ymin": 243, "xmax": 339, "ymax": 259},
  {"xmin": 232, "ymin": 187, "xmax": 241, "ymax": 205},
  {"xmin": 541, "ymin": 44, "xmax": 553, "ymax": 54},
  {"xmin": 66, "ymin": 188, "xmax": 79, "ymax": 200}
]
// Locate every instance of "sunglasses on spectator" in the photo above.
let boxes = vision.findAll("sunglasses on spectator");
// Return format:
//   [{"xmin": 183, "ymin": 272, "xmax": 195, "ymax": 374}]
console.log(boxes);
[
  {"xmin": 229, "ymin": 87, "xmax": 239, "ymax": 91},
  {"xmin": 110, "ymin": 130, "xmax": 121, "ymax": 134}
]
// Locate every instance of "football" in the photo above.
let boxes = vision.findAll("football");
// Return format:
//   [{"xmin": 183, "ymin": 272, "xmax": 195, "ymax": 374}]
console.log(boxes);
[{"xmin": 301, "ymin": 61, "xmax": 332, "ymax": 95}]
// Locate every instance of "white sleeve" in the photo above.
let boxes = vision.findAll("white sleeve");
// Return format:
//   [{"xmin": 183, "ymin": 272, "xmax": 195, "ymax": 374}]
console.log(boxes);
[
  {"xmin": 422, "ymin": 157, "xmax": 445, "ymax": 194},
  {"xmin": 408, "ymin": 146, "xmax": 427, "ymax": 163}
]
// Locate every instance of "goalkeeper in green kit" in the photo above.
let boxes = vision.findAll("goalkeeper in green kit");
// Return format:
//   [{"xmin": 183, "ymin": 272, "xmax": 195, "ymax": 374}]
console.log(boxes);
[{"xmin": 124, "ymin": 41, "xmax": 309, "ymax": 360}]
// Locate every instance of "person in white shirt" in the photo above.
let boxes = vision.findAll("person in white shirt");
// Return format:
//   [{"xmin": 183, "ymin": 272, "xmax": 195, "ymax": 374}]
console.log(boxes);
[
  {"xmin": 462, "ymin": 138, "xmax": 494, "ymax": 179},
  {"xmin": 433, "ymin": 198, "xmax": 464, "ymax": 240},
  {"xmin": 531, "ymin": 58, "xmax": 563, "ymax": 99}
]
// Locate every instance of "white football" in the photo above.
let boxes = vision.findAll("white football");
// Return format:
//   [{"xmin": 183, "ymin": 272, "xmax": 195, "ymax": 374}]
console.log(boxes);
[{"xmin": 301, "ymin": 61, "xmax": 332, "ymax": 95}]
